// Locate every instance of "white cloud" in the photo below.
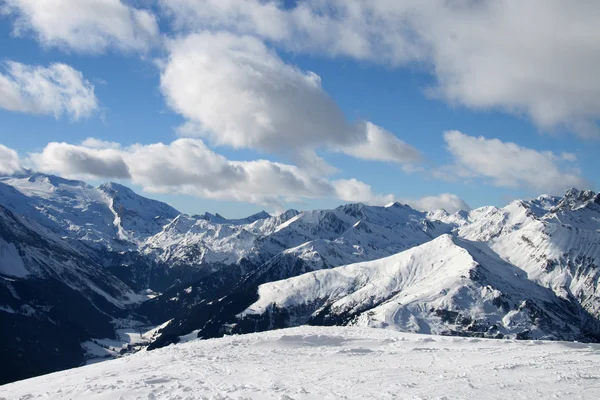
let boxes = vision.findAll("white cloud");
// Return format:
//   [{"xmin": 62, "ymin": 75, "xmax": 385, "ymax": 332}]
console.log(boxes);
[
  {"xmin": 0, "ymin": 61, "xmax": 98, "ymax": 119},
  {"xmin": 2, "ymin": 0, "xmax": 159, "ymax": 53},
  {"xmin": 162, "ymin": 32, "xmax": 350, "ymax": 151},
  {"xmin": 160, "ymin": 32, "xmax": 420, "ymax": 167},
  {"xmin": 404, "ymin": 194, "xmax": 470, "ymax": 214},
  {"xmin": 28, "ymin": 138, "xmax": 358, "ymax": 206},
  {"xmin": 0, "ymin": 144, "xmax": 22, "ymax": 175},
  {"xmin": 6, "ymin": 137, "xmax": 469, "ymax": 210},
  {"xmin": 80, "ymin": 138, "xmax": 121, "ymax": 150},
  {"xmin": 333, "ymin": 178, "xmax": 470, "ymax": 212},
  {"xmin": 333, "ymin": 179, "xmax": 394, "ymax": 206},
  {"xmin": 162, "ymin": 0, "xmax": 600, "ymax": 137},
  {"xmin": 441, "ymin": 130, "xmax": 587, "ymax": 193},
  {"xmin": 340, "ymin": 122, "xmax": 421, "ymax": 164},
  {"xmin": 30, "ymin": 142, "xmax": 130, "ymax": 179},
  {"xmin": 160, "ymin": 0, "xmax": 397, "ymax": 61}
]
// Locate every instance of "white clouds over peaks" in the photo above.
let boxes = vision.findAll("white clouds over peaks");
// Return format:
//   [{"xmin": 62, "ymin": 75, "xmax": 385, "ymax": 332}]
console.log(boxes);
[
  {"xmin": 0, "ymin": 61, "xmax": 98, "ymax": 119},
  {"xmin": 0, "ymin": 144, "xmax": 22, "ymax": 175},
  {"xmin": 441, "ymin": 131, "xmax": 587, "ymax": 194},
  {"xmin": 333, "ymin": 179, "xmax": 470, "ymax": 212},
  {"xmin": 30, "ymin": 142, "xmax": 130, "ymax": 180},
  {"xmin": 28, "ymin": 138, "xmax": 394, "ymax": 207},
  {"xmin": 332, "ymin": 179, "xmax": 394, "ymax": 206},
  {"xmin": 404, "ymin": 194, "xmax": 471, "ymax": 214},
  {"xmin": 160, "ymin": 32, "xmax": 421, "ymax": 168},
  {"xmin": 162, "ymin": 0, "xmax": 600, "ymax": 137},
  {"xmin": 2, "ymin": 0, "xmax": 159, "ymax": 53}
]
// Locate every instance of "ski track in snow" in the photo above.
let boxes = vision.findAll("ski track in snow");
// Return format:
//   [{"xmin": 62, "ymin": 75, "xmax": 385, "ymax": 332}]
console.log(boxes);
[{"xmin": 1, "ymin": 326, "xmax": 600, "ymax": 400}]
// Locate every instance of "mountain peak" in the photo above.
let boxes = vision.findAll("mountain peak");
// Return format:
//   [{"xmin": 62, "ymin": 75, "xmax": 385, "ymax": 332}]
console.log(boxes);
[
  {"xmin": 98, "ymin": 181, "xmax": 136, "ymax": 197},
  {"xmin": 553, "ymin": 188, "xmax": 599, "ymax": 212},
  {"xmin": 196, "ymin": 210, "xmax": 272, "ymax": 225},
  {"xmin": 27, "ymin": 172, "xmax": 87, "ymax": 188}
]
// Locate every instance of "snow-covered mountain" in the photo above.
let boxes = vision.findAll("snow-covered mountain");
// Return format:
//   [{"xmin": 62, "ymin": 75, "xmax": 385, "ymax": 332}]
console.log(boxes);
[
  {"xmin": 238, "ymin": 235, "xmax": 592, "ymax": 341},
  {"xmin": 0, "ymin": 203, "xmax": 145, "ymax": 383},
  {"xmin": 0, "ymin": 173, "xmax": 180, "ymax": 250},
  {"xmin": 3, "ymin": 326, "xmax": 599, "ymax": 400},
  {"xmin": 1, "ymin": 169, "xmax": 600, "ymax": 384},
  {"xmin": 146, "ymin": 188, "xmax": 600, "ymax": 348},
  {"xmin": 195, "ymin": 210, "xmax": 272, "ymax": 225}
]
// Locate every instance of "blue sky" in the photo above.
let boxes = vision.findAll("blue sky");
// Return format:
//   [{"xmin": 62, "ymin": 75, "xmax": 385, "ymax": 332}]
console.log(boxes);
[{"xmin": 0, "ymin": 1, "xmax": 598, "ymax": 217}]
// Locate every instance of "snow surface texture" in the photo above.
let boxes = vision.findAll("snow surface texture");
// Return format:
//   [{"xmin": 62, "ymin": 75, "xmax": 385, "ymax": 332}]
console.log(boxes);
[{"xmin": 1, "ymin": 326, "xmax": 599, "ymax": 400}]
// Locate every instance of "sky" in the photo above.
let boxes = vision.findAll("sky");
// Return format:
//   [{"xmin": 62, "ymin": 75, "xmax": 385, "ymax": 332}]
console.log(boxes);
[{"xmin": 0, "ymin": 0, "xmax": 599, "ymax": 218}]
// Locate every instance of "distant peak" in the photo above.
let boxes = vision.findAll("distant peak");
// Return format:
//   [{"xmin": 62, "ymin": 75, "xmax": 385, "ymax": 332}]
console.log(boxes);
[
  {"xmin": 552, "ymin": 188, "xmax": 599, "ymax": 212},
  {"xmin": 28, "ymin": 172, "xmax": 85, "ymax": 188},
  {"xmin": 98, "ymin": 181, "xmax": 133, "ymax": 192},
  {"xmin": 253, "ymin": 210, "xmax": 271, "ymax": 219},
  {"xmin": 384, "ymin": 201, "xmax": 410, "ymax": 209}
]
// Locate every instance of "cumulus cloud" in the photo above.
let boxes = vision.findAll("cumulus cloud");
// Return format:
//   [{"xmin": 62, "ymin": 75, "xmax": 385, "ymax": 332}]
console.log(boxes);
[
  {"xmin": 160, "ymin": 32, "xmax": 421, "ymax": 168},
  {"xmin": 340, "ymin": 122, "xmax": 421, "ymax": 164},
  {"xmin": 2, "ymin": 0, "xmax": 159, "ymax": 53},
  {"xmin": 4, "ymin": 136, "xmax": 468, "ymax": 210},
  {"xmin": 162, "ymin": 0, "xmax": 600, "ymax": 137},
  {"xmin": 404, "ymin": 194, "xmax": 471, "ymax": 214},
  {"xmin": 333, "ymin": 179, "xmax": 470, "ymax": 212},
  {"xmin": 440, "ymin": 130, "xmax": 587, "ymax": 193},
  {"xmin": 30, "ymin": 142, "xmax": 130, "ymax": 179},
  {"xmin": 28, "ymin": 138, "xmax": 366, "ymax": 206},
  {"xmin": 0, "ymin": 61, "xmax": 98, "ymax": 119},
  {"xmin": 0, "ymin": 144, "xmax": 22, "ymax": 175},
  {"xmin": 80, "ymin": 138, "xmax": 121, "ymax": 150},
  {"xmin": 332, "ymin": 179, "xmax": 394, "ymax": 206}
]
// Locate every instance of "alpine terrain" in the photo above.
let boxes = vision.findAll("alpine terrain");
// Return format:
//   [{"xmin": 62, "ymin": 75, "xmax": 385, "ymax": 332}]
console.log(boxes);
[{"xmin": 1, "ymin": 171, "xmax": 599, "ymax": 386}]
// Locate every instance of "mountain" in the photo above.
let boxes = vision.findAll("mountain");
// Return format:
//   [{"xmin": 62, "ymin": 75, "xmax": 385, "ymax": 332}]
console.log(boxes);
[
  {"xmin": 0, "ymin": 203, "xmax": 144, "ymax": 384},
  {"xmin": 1, "ymin": 170, "xmax": 600, "ymax": 385},
  {"xmin": 0, "ymin": 174, "xmax": 181, "ymax": 250},
  {"xmin": 195, "ymin": 210, "xmax": 272, "ymax": 225},
  {"xmin": 2, "ymin": 326, "xmax": 599, "ymax": 400},
  {"xmin": 145, "ymin": 189, "xmax": 600, "ymax": 349},
  {"xmin": 97, "ymin": 182, "xmax": 181, "ymax": 244},
  {"xmin": 238, "ymin": 235, "xmax": 593, "ymax": 341}
]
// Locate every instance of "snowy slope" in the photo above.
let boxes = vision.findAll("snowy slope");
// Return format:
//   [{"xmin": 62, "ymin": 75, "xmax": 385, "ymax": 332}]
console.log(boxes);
[
  {"xmin": 0, "ymin": 203, "xmax": 148, "ymax": 383},
  {"xmin": 239, "ymin": 235, "xmax": 590, "ymax": 341},
  {"xmin": 97, "ymin": 182, "xmax": 181, "ymax": 244},
  {"xmin": 2, "ymin": 326, "xmax": 599, "ymax": 400},
  {"xmin": 425, "ymin": 189, "xmax": 600, "ymax": 324},
  {"xmin": 143, "ymin": 202, "xmax": 453, "ymax": 274},
  {"xmin": 143, "ymin": 214, "xmax": 262, "ymax": 267},
  {"xmin": 0, "ymin": 173, "xmax": 119, "ymax": 248},
  {"xmin": 491, "ymin": 216, "xmax": 600, "ymax": 319},
  {"xmin": 0, "ymin": 173, "xmax": 182, "ymax": 249},
  {"xmin": 2, "ymin": 170, "xmax": 600, "ymax": 385},
  {"xmin": 143, "ymin": 189, "xmax": 600, "ymax": 348}
]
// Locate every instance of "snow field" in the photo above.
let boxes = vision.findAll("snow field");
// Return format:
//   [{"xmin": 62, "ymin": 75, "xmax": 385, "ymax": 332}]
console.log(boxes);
[{"xmin": 1, "ymin": 326, "xmax": 599, "ymax": 400}]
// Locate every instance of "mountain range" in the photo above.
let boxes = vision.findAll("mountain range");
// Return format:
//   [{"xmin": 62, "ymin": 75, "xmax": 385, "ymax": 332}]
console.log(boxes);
[{"xmin": 1, "ymin": 171, "xmax": 599, "ymax": 384}]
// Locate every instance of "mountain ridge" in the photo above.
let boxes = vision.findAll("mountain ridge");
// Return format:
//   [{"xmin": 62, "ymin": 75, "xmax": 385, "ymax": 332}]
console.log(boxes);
[{"xmin": 1, "ymin": 170, "xmax": 599, "ymax": 384}]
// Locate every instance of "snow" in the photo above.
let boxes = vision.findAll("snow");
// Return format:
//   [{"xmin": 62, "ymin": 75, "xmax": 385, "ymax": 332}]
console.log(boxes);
[
  {"xmin": 2, "ymin": 326, "xmax": 599, "ymax": 399},
  {"xmin": 82, "ymin": 325, "xmax": 167, "ymax": 364},
  {"xmin": 0, "ymin": 239, "xmax": 29, "ymax": 278},
  {"xmin": 240, "ymin": 235, "xmax": 587, "ymax": 340},
  {"xmin": 3, "ymin": 173, "xmax": 600, "ymax": 388}
]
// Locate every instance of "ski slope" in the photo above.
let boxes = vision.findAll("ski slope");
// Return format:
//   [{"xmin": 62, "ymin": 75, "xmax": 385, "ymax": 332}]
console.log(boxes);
[{"xmin": 2, "ymin": 326, "xmax": 599, "ymax": 400}]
